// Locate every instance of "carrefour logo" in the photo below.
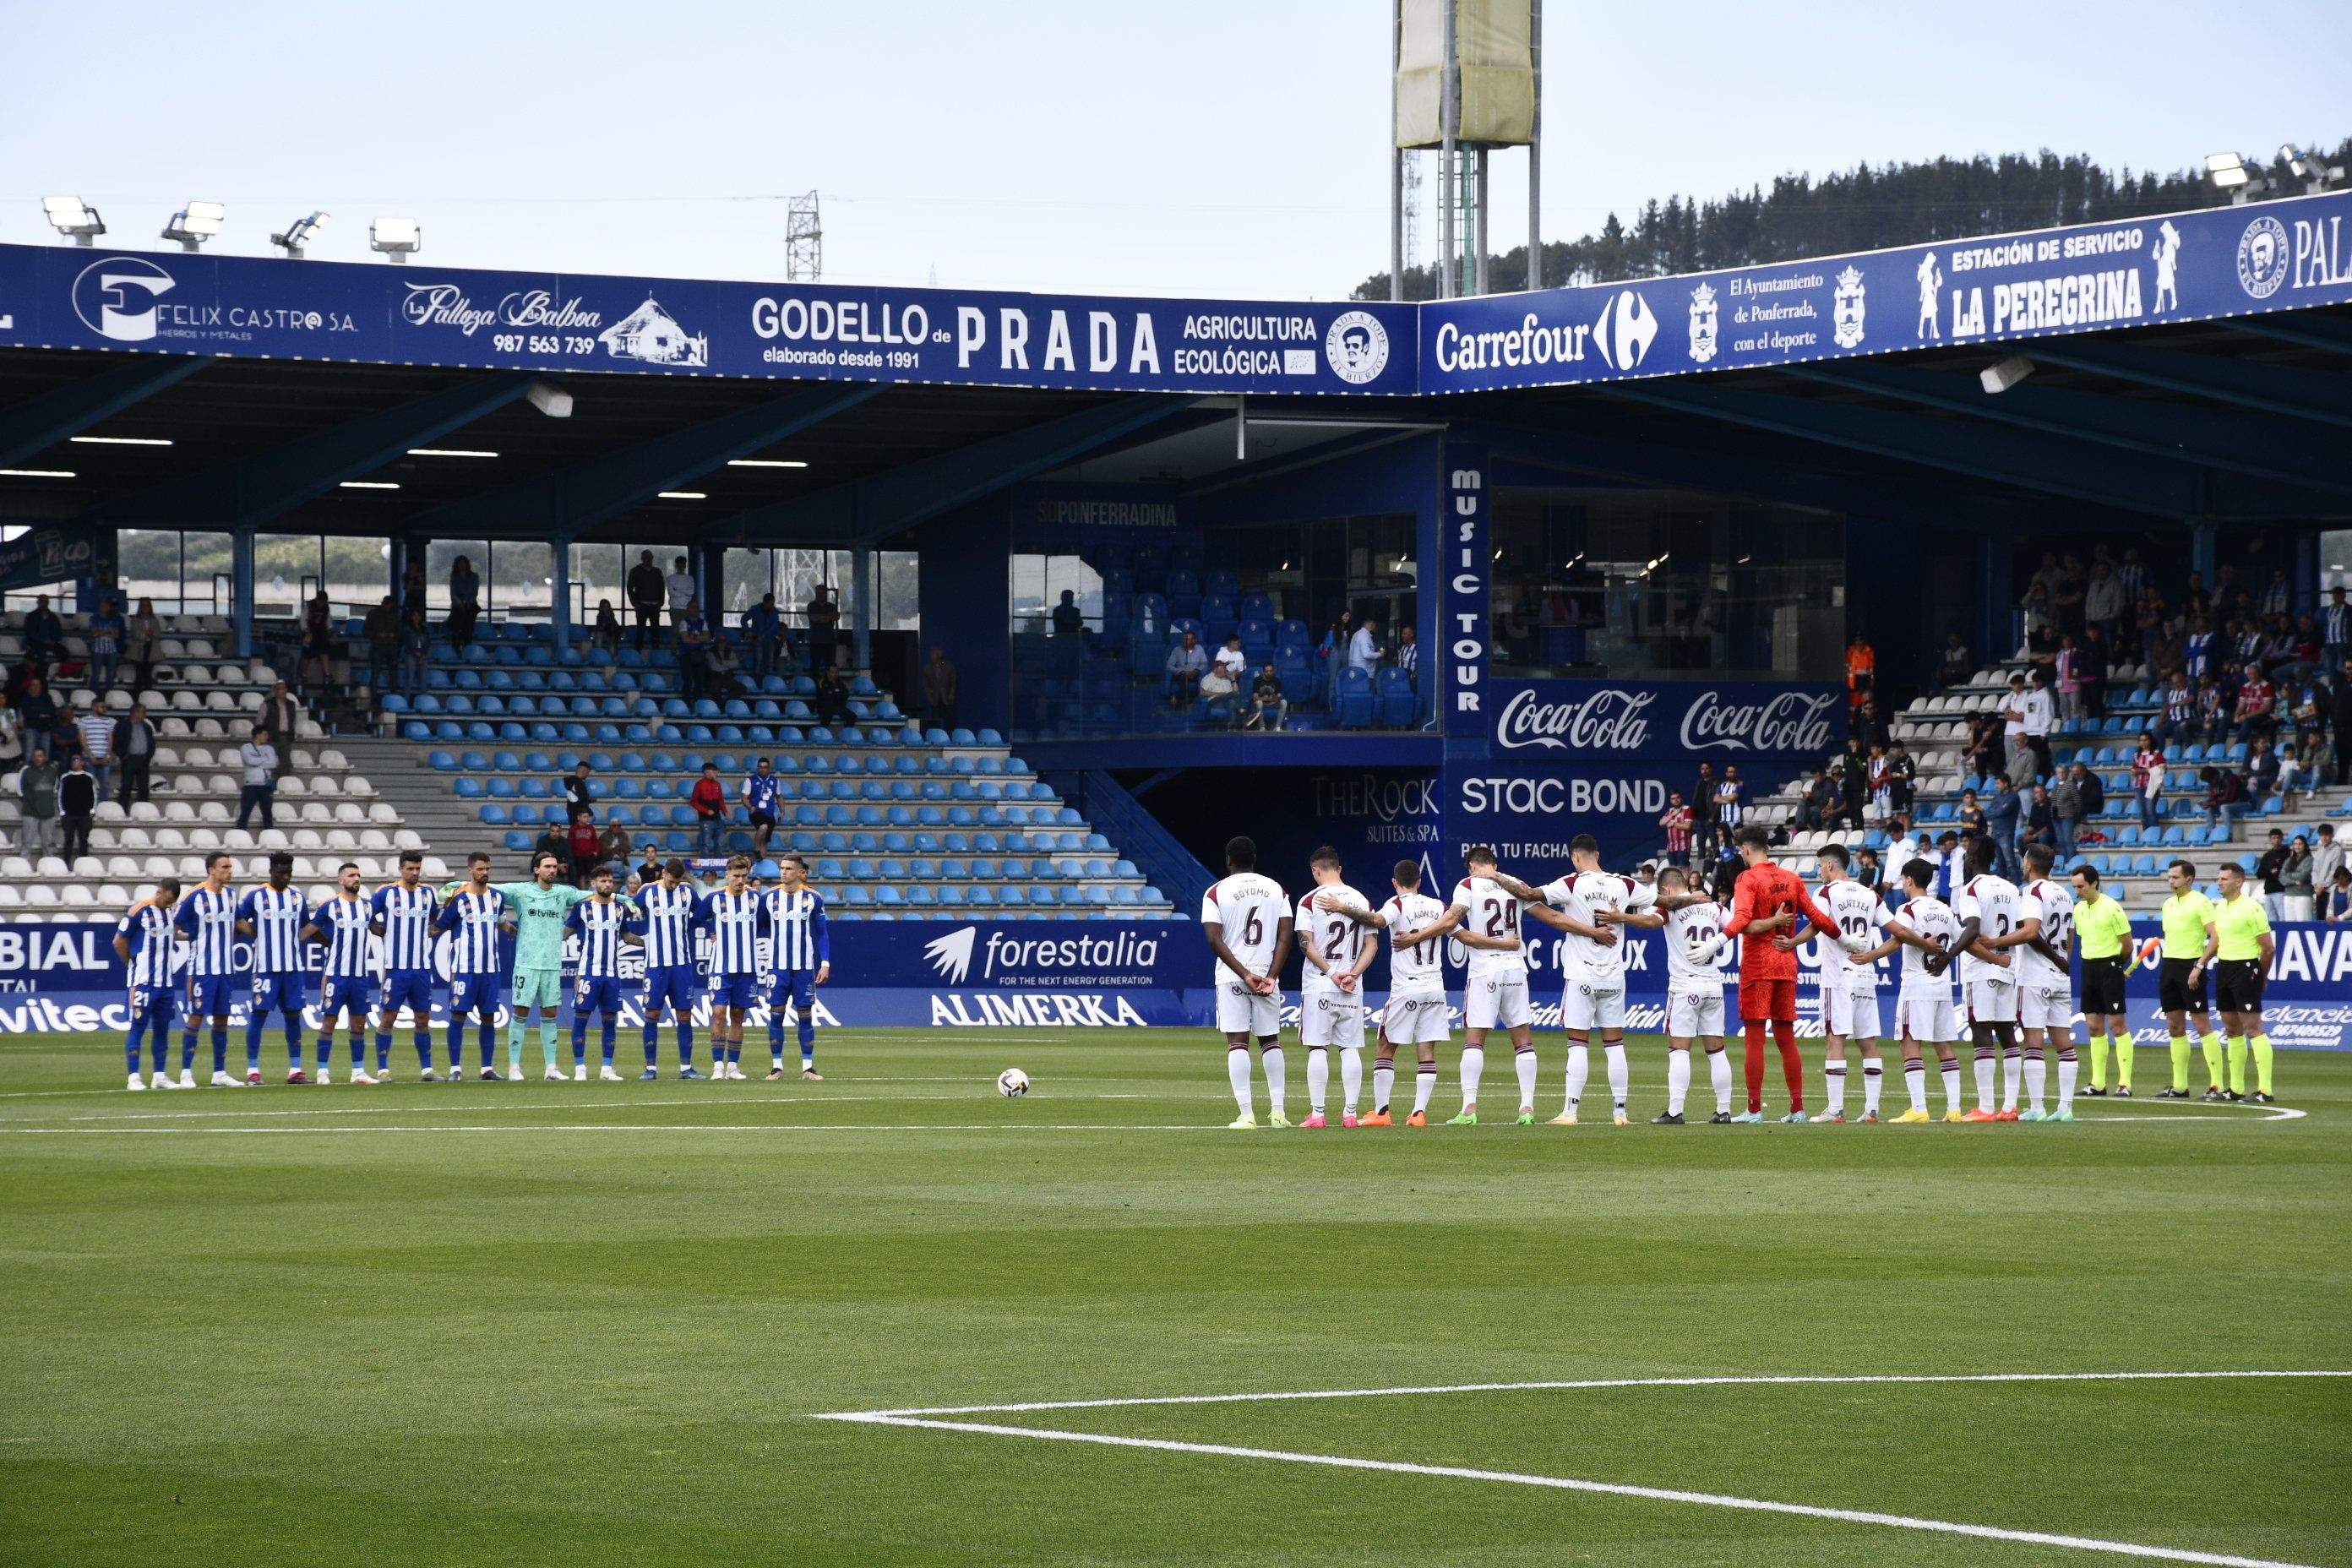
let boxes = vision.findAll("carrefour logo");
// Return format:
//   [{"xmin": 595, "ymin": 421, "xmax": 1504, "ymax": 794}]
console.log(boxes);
[
  {"xmin": 1591, "ymin": 291, "xmax": 1658, "ymax": 370},
  {"xmin": 72, "ymin": 257, "xmax": 175, "ymax": 342}
]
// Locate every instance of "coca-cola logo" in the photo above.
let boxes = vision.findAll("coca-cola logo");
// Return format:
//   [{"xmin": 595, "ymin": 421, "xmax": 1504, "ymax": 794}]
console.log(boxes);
[
  {"xmin": 1678, "ymin": 689, "xmax": 1839, "ymax": 754},
  {"xmin": 1494, "ymin": 687, "xmax": 1656, "ymax": 752},
  {"xmin": 400, "ymin": 284, "xmax": 606, "ymax": 337}
]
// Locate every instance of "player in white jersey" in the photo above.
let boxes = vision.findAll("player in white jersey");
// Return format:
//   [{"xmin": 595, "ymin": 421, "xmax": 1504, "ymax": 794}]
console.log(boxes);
[
  {"xmin": 237, "ymin": 852, "xmax": 314, "ymax": 1082},
  {"xmin": 172, "ymin": 851, "xmax": 245, "ymax": 1086},
  {"xmin": 1431, "ymin": 847, "xmax": 1530, "ymax": 1125},
  {"xmin": 433, "ymin": 852, "xmax": 513, "ymax": 1081},
  {"xmin": 701, "ymin": 854, "xmax": 765, "ymax": 1079},
  {"xmin": 1292, "ymin": 847, "xmax": 1375, "ymax": 1129},
  {"xmin": 630, "ymin": 857, "xmax": 706, "ymax": 1080},
  {"xmin": 1652, "ymin": 865, "xmax": 1735, "ymax": 1123},
  {"xmin": 1882, "ymin": 858, "xmax": 1967, "ymax": 1122},
  {"xmin": 1808, "ymin": 844, "xmax": 1899, "ymax": 1124},
  {"xmin": 116, "ymin": 879, "xmax": 186, "ymax": 1089},
  {"xmin": 760, "ymin": 855, "xmax": 830, "ymax": 1081},
  {"xmin": 565, "ymin": 863, "xmax": 642, "ymax": 1081},
  {"xmin": 1363, "ymin": 860, "xmax": 1451, "ymax": 1126},
  {"xmin": 304, "ymin": 863, "xmax": 382, "ymax": 1084},
  {"xmin": 370, "ymin": 850, "xmax": 442, "ymax": 1081},
  {"xmin": 2014, "ymin": 842, "xmax": 2081, "ymax": 1122},
  {"xmin": 1200, "ymin": 836, "xmax": 1293, "ymax": 1129},
  {"xmin": 1941, "ymin": 837, "xmax": 2023, "ymax": 1120},
  {"xmin": 1492, "ymin": 836, "xmax": 1657, "ymax": 1127}
]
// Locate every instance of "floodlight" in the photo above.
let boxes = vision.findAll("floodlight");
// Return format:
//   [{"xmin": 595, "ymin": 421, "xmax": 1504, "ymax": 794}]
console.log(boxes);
[
  {"xmin": 1980, "ymin": 355, "xmax": 2036, "ymax": 395},
  {"xmin": 271, "ymin": 210, "xmax": 329, "ymax": 259},
  {"xmin": 42, "ymin": 195, "xmax": 106, "ymax": 246},
  {"xmin": 70, "ymin": 435, "xmax": 173, "ymax": 447},
  {"xmin": 2279, "ymin": 144, "xmax": 2345, "ymax": 191},
  {"xmin": 161, "ymin": 200, "xmax": 226, "ymax": 251},
  {"xmin": 525, "ymin": 381, "xmax": 574, "ymax": 419},
  {"xmin": 727, "ymin": 459, "xmax": 809, "ymax": 469},
  {"xmin": 370, "ymin": 216, "xmax": 422, "ymax": 262},
  {"xmin": 657, "ymin": 492, "xmax": 707, "ymax": 501},
  {"xmin": 2204, "ymin": 152, "xmax": 2269, "ymax": 202},
  {"xmin": 406, "ymin": 448, "xmax": 498, "ymax": 459},
  {"xmin": 339, "ymin": 481, "xmax": 400, "ymax": 491}
]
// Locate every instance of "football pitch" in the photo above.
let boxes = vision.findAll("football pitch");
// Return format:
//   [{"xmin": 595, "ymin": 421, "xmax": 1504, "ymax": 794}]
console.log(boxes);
[{"xmin": 3, "ymin": 1028, "xmax": 2347, "ymax": 1568}]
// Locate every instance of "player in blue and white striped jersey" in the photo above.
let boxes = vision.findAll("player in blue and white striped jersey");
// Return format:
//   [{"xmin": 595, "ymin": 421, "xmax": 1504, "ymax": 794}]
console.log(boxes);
[
  {"xmin": 629, "ymin": 858, "xmax": 705, "ymax": 1081},
  {"xmin": 433, "ymin": 852, "xmax": 512, "ymax": 1081},
  {"xmin": 115, "ymin": 879, "xmax": 185, "ymax": 1090},
  {"xmin": 761, "ymin": 855, "xmax": 830, "ymax": 1081},
  {"xmin": 369, "ymin": 852, "xmax": 440, "ymax": 1080},
  {"xmin": 172, "ymin": 852, "xmax": 246, "ymax": 1086},
  {"xmin": 237, "ymin": 853, "xmax": 313, "ymax": 1083},
  {"xmin": 700, "ymin": 855, "xmax": 765, "ymax": 1079},
  {"xmin": 305, "ymin": 863, "xmax": 381, "ymax": 1085},
  {"xmin": 564, "ymin": 864, "xmax": 641, "ymax": 1080}
]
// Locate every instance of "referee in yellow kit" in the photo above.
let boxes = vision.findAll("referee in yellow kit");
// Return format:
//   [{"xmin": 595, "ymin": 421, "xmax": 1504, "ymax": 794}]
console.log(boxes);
[
  {"xmin": 2211, "ymin": 863, "xmax": 2278, "ymax": 1104},
  {"xmin": 2153, "ymin": 860, "xmax": 2224, "ymax": 1100},
  {"xmin": 2070, "ymin": 864, "xmax": 2135, "ymax": 1096}
]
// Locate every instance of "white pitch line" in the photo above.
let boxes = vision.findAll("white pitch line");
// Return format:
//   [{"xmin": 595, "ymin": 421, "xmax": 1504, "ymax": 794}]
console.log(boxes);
[
  {"xmin": 58, "ymin": 1092, "xmax": 1162, "ymax": 1123},
  {"xmin": 0, "ymin": 1122, "xmax": 1223, "ymax": 1136},
  {"xmin": 822, "ymin": 1414, "xmax": 2318, "ymax": 1568}
]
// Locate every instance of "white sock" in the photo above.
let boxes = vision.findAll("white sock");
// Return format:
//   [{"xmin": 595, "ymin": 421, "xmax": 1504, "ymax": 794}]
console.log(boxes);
[
  {"xmin": 1974, "ymin": 1052, "xmax": 1996, "ymax": 1109},
  {"xmin": 2023, "ymin": 1051, "xmax": 2046, "ymax": 1113},
  {"xmin": 1306, "ymin": 1048, "xmax": 1329, "ymax": 1114},
  {"xmin": 1862, "ymin": 1061, "xmax": 1883, "ymax": 1115},
  {"xmin": 2001, "ymin": 1048, "xmax": 2022, "ymax": 1112},
  {"xmin": 1564, "ymin": 1043, "xmax": 1589, "ymax": 1115},
  {"xmin": 1708, "ymin": 1047, "xmax": 1733, "ymax": 1113},
  {"xmin": 1260, "ymin": 1046, "xmax": 1286, "ymax": 1118},
  {"xmin": 1459, "ymin": 1046, "xmax": 1484, "ymax": 1108},
  {"xmin": 1904, "ymin": 1062, "xmax": 1926, "ymax": 1112},
  {"xmin": 2056, "ymin": 1048, "xmax": 2077, "ymax": 1111},
  {"xmin": 1515, "ymin": 1047, "xmax": 1538, "ymax": 1112},
  {"xmin": 1941, "ymin": 1061, "xmax": 1964, "ymax": 1111},
  {"xmin": 1340, "ymin": 1047, "xmax": 1363, "ymax": 1114},
  {"xmin": 1824, "ymin": 1063, "xmax": 1847, "ymax": 1117},
  {"xmin": 1374, "ymin": 1062, "xmax": 1396, "ymax": 1111},
  {"xmin": 1603, "ymin": 1042, "xmax": 1628, "ymax": 1112},
  {"xmin": 1412, "ymin": 1067, "xmax": 1436, "ymax": 1114},
  {"xmin": 1667, "ymin": 1049, "xmax": 1691, "ymax": 1115},
  {"xmin": 1228, "ymin": 1047, "xmax": 1253, "ymax": 1117}
]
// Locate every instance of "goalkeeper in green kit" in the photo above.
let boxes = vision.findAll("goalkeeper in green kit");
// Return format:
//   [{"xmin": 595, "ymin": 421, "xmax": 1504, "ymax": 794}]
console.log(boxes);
[{"xmin": 449, "ymin": 850, "xmax": 593, "ymax": 1081}]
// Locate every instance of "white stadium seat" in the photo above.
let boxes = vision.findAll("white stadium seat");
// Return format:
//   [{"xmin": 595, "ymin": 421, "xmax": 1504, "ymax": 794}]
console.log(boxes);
[{"xmin": 21, "ymin": 885, "xmax": 57, "ymax": 909}]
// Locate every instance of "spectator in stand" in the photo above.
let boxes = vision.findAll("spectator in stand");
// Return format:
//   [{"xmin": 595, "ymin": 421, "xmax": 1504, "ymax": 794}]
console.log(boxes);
[
  {"xmin": 2050, "ymin": 767, "xmax": 2083, "ymax": 862},
  {"xmin": 2323, "ymin": 585, "xmax": 2350, "ymax": 674},
  {"xmin": 2288, "ymin": 668, "xmax": 2328, "ymax": 758},
  {"xmin": 2281, "ymin": 836, "xmax": 2317, "ymax": 923},
  {"xmin": 2244, "ymin": 736, "xmax": 2280, "ymax": 805},
  {"xmin": 1838, "ymin": 740, "xmax": 1868, "ymax": 829},
  {"xmin": 2021, "ymin": 781, "xmax": 2055, "ymax": 859},
  {"xmin": 112, "ymin": 702, "xmax": 155, "ymax": 808},
  {"xmin": 364, "ymin": 595, "xmax": 401, "ymax": 698},
  {"xmin": 531, "ymin": 818, "xmax": 572, "ymax": 879},
  {"xmin": 1999, "ymin": 672, "xmax": 2031, "ymax": 778},
  {"xmin": 236, "ymin": 724, "xmax": 277, "ymax": 830},
  {"xmin": 743, "ymin": 757, "xmax": 781, "ymax": 858},
  {"xmin": 23, "ymin": 595, "xmax": 64, "ymax": 675},
  {"xmin": 87, "ymin": 593, "xmax": 124, "ymax": 692},
  {"xmin": 2116, "ymin": 547, "xmax": 2149, "ymax": 612},
  {"xmin": 446, "ymin": 556, "xmax": 481, "ymax": 651},
  {"xmin": 2053, "ymin": 554, "xmax": 2087, "ymax": 635},
  {"xmin": 2323, "ymin": 866, "xmax": 2352, "ymax": 923},
  {"xmin": 2055, "ymin": 633, "xmax": 2082, "ymax": 721},
  {"xmin": 2314, "ymin": 824, "xmax": 2344, "ymax": 901},
  {"xmin": 626, "ymin": 551, "xmax": 666, "ymax": 651},
  {"xmin": 743, "ymin": 593, "xmax": 782, "ymax": 680},
  {"xmin": 2085, "ymin": 561, "xmax": 2126, "ymax": 649},
  {"xmin": 689, "ymin": 763, "xmax": 727, "ymax": 855},
  {"xmin": 1317, "ymin": 612, "xmax": 1354, "ymax": 705},
  {"xmin": 2256, "ymin": 828, "xmax": 2289, "ymax": 920},
  {"xmin": 1844, "ymin": 634, "xmax": 1876, "ymax": 710},
  {"xmin": 2234, "ymin": 663, "xmax": 2278, "ymax": 743},
  {"xmin": 260, "ymin": 681, "xmax": 300, "ymax": 770},
  {"xmin": 1986, "ymin": 776, "xmax": 2023, "ymax": 880},
  {"xmin": 399, "ymin": 603, "xmax": 431, "ymax": 694},
  {"xmin": 805, "ymin": 583, "xmax": 840, "ymax": 673},
  {"xmin": 1051, "ymin": 589, "xmax": 1085, "ymax": 638},
  {"xmin": 58, "ymin": 754, "xmax": 97, "ymax": 863},
  {"xmin": 1659, "ymin": 792, "xmax": 1694, "ymax": 864},
  {"xmin": 2028, "ymin": 552, "xmax": 2066, "ymax": 616},
  {"xmin": 0, "ymin": 693, "xmax": 19, "ymax": 783},
  {"xmin": 2333, "ymin": 656, "xmax": 2352, "ymax": 787},
  {"xmin": 630, "ymin": 842, "xmax": 663, "ymax": 892},
  {"xmin": 1854, "ymin": 845, "xmax": 1884, "ymax": 894},
  {"xmin": 16, "ymin": 675, "xmax": 57, "ymax": 758},
  {"xmin": 401, "ymin": 559, "xmax": 428, "ymax": 621},
  {"xmin": 14, "ymin": 748, "xmax": 58, "ymax": 858},
  {"xmin": 1852, "ymin": 697, "xmax": 1883, "ymax": 751},
  {"xmin": 2074, "ymin": 627, "xmax": 2109, "ymax": 721},
  {"xmin": 2260, "ymin": 567, "xmax": 2291, "ymax": 618},
  {"xmin": 1211, "ymin": 634, "xmax": 1248, "ymax": 687},
  {"xmin": 1867, "ymin": 743, "xmax": 1894, "ymax": 819},
  {"xmin": 1690, "ymin": 761, "xmax": 1719, "ymax": 863},
  {"xmin": 1962, "ymin": 712, "xmax": 2001, "ymax": 783},
  {"xmin": 814, "ymin": 666, "xmax": 852, "ymax": 727},
  {"xmin": 2019, "ymin": 580, "xmax": 2055, "ymax": 640},
  {"xmin": 2183, "ymin": 614, "xmax": 2216, "ymax": 683},
  {"xmin": 2021, "ymin": 667, "xmax": 2055, "ymax": 777},
  {"xmin": 664, "ymin": 557, "xmax": 696, "ymax": 644},
  {"xmin": 2201, "ymin": 765, "xmax": 2245, "ymax": 830},
  {"xmin": 591, "ymin": 600, "xmax": 623, "ymax": 660},
  {"xmin": 1936, "ymin": 631, "xmax": 1972, "ymax": 691},
  {"xmin": 1348, "ymin": 615, "xmax": 1383, "ymax": 678},
  {"xmin": 676, "ymin": 600, "xmax": 712, "ymax": 699},
  {"xmin": 1799, "ymin": 767, "xmax": 1835, "ymax": 832},
  {"xmin": 2276, "ymin": 742, "xmax": 2307, "ymax": 810},
  {"xmin": 923, "ymin": 646, "xmax": 958, "ymax": 729},
  {"xmin": 1395, "ymin": 624, "xmax": 1419, "ymax": 689},
  {"xmin": 598, "ymin": 819, "xmax": 633, "ymax": 871},
  {"xmin": 1242, "ymin": 663, "xmax": 1287, "ymax": 732},
  {"xmin": 704, "ymin": 628, "xmax": 743, "ymax": 699},
  {"xmin": 2132, "ymin": 734, "xmax": 2167, "ymax": 830},
  {"xmin": 2156, "ymin": 667, "xmax": 2197, "ymax": 748},
  {"xmin": 72, "ymin": 702, "xmax": 114, "ymax": 800},
  {"xmin": 566, "ymin": 808, "xmax": 604, "ymax": 886},
  {"xmin": 125, "ymin": 597, "xmax": 164, "ymax": 693},
  {"xmin": 564, "ymin": 762, "xmax": 595, "ymax": 819},
  {"xmin": 1164, "ymin": 631, "xmax": 1206, "ymax": 708},
  {"xmin": 1712, "ymin": 765, "xmax": 1744, "ymax": 840}
]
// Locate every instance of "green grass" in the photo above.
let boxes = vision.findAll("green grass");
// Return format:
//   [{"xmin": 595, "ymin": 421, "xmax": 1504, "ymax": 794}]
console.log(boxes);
[{"xmin": 3, "ymin": 1028, "xmax": 2348, "ymax": 1567}]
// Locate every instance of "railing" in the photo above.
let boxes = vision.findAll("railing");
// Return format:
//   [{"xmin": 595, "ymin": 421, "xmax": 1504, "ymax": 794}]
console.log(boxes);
[{"xmin": 1063, "ymin": 769, "xmax": 1212, "ymax": 912}]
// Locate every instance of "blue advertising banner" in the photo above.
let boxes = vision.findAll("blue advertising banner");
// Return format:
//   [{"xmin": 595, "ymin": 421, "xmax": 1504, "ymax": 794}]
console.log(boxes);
[
  {"xmin": 1440, "ymin": 440, "xmax": 1490, "ymax": 748},
  {"xmin": 1487, "ymin": 679, "xmax": 1846, "ymax": 762},
  {"xmin": 0, "ymin": 520, "xmax": 111, "ymax": 593},
  {"xmin": 0, "ymin": 244, "xmax": 1415, "ymax": 398},
  {"xmin": 1420, "ymin": 189, "xmax": 2352, "ymax": 394}
]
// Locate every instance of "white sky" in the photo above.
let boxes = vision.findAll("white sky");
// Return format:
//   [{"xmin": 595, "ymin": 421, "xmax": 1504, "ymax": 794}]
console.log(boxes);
[{"xmin": 2, "ymin": 0, "xmax": 2346, "ymax": 299}]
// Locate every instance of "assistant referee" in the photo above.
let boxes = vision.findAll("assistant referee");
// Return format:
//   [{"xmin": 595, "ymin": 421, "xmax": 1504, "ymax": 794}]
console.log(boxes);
[
  {"xmin": 2154, "ymin": 860, "xmax": 2223, "ymax": 1100},
  {"xmin": 2212, "ymin": 864, "xmax": 2278, "ymax": 1104},
  {"xmin": 2070, "ymin": 864, "xmax": 2135, "ymax": 1096}
]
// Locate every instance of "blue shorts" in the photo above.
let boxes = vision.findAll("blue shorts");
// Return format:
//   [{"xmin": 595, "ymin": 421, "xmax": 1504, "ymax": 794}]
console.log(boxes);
[
  {"xmin": 640, "ymin": 963, "xmax": 700, "ymax": 1015},
  {"xmin": 131, "ymin": 985, "xmax": 180, "ymax": 1027},
  {"xmin": 321, "ymin": 975, "xmax": 377, "ymax": 1020},
  {"xmin": 708, "ymin": 972, "xmax": 758, "ymax": 1010},
  {"xmin": 767, "ymin": 968, "xmax": 815, "ymax": 1016},
  {"xmin": 574, "ymin": 974, "xmax": 626, "ymax": 1015},
  {"xmin": 250, "ymin": 972, "xmax": 308, "ymax": 1015},
  {"xmin": 187, "ymin": 972, "xmax": 238, "ymax": 1017},
  {"xmin": 449, "ymin": 972, "xmax": 506, "ymax": 1016},
  {"xmin": 380, "ymin": 969, "xmax": 435, "ymax": 1020}
]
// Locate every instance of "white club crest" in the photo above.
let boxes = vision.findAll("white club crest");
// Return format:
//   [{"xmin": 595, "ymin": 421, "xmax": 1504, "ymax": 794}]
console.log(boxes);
[
  {"xmin": 1832, "ymin": 265, "xmax": 1867, "ymax": 349},
  {"xmin": 1687, "ymin": 281, "xmax": 1718, "ymax": 363}
]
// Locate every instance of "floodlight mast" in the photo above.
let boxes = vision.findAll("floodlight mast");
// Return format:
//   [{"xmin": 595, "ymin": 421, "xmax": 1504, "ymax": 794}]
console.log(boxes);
[
  {"xmin": 271, "ymin": 211, "xmax": 329, "ymax": 259},
  {"xmin": 161, "ymin": 200, "xmax": 226, "ymax": 252},
  {"xmin": 370, "ymin": 216, "xmax": 421, "ymax": 263},
  {"xmin": 42, "ymin": 195, "xmax": 106, "ymax": 246}
]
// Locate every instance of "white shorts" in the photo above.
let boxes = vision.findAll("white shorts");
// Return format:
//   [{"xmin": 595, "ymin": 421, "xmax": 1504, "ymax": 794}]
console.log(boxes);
[
  {"xmin": 1666, "ymin": 986, "xmax": 1726, "ymax": 1040},
  {"xmin": 1820, "ymin": 984, "xmax": 1881, "ymax": 1042},
  {"xmin": 1561, "ymin": 982, "xmax": 1626, "ymax": 1033},
  {"xmin": 1380, "ymin": 985, "xmax": 1451, "ymax": 1046},
  {"xmin": 1464, "ymin": 972, "xmax": 1531, "ymax": 1033},
  {"xmin": 1300, "ymin": 987, "xmax": 1365, "ymax": 1049},
  {"xmin": 1215, "ymin": 979, "xmax": 1282, "ymax": 1039},
  {"xmin": 1895, "ymin": 990, "xmax": 1957, "ymax": 1045},
  {"xmin": 1964, "ymin": 976, "xmax": 2018, "ymax": 1026},
  {"xmin": 2018, "ymin": 982, "xmax": 2074, "ymax": 1032}
]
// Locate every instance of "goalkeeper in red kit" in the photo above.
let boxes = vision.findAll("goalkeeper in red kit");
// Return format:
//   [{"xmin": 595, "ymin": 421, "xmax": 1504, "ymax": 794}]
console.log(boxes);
[{"xmin": 1713, "ymin": 826, "xmax": 1862, "ymax": 1122}]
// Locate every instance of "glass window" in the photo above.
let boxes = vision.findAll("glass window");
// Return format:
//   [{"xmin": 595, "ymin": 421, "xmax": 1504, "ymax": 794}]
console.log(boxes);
[
  {"xmin": 253, "ymin": 533, "xmax": 322, "ymax": 620},
  {"xmin": 490, "ymin": 540, "xmax": 553, "ymax": 618},
  {"xmin": 569, "ymin": 542, "xmax": 626, "ymax": 625},
  {"xmin": 422, "ymin": 540, "xmax": 487, "ymax": 609},
  {"xmin": 875, "ymin": 550, "xmax": 920, "ymax": 631},
  {"xmin": 2322, "ymin": 529, "xmax": 2349, "ymax": 597},
  {"xmin": 324, "ymin": 536, "xmax": 388, "ymax": 611}
]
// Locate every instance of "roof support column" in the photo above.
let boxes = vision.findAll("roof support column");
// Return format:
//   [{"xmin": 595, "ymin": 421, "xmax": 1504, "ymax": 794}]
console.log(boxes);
[
  {"xmin": 852, "ymin": 543, "xmax": 874, "ymax": 672},
  {"xmin": 549, "ymin": 536, "xmax": 572, "ymax": 656},
  {"xmin": 2191, "ymin": 522, "xmax": 2217, "ymax": 581},
  {"xmin": 231, "ymin": 528, "xmax": 256, "ymax": 660}
]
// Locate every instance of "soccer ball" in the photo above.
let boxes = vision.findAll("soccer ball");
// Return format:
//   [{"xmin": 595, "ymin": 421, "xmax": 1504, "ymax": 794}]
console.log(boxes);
[{"xmin": 995, "ymin": 1068, "xmax": 1030, "ymax": 1097}]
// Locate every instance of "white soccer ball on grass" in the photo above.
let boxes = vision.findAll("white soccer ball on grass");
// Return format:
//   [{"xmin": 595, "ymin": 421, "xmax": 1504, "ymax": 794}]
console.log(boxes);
[{"xmin": 995, "ymin": 1067, "xmax": 1030, "ymax": 1097}]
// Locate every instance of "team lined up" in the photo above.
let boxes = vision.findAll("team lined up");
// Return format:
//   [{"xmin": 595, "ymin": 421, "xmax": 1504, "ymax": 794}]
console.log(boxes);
[
  {"xmin": 1194, "ymin": 825, "xmax": 2279, "ymax": 1130},
  {"xmin": 113, "ymin": 849, "xmax": 836, "ymax": 1089}
]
